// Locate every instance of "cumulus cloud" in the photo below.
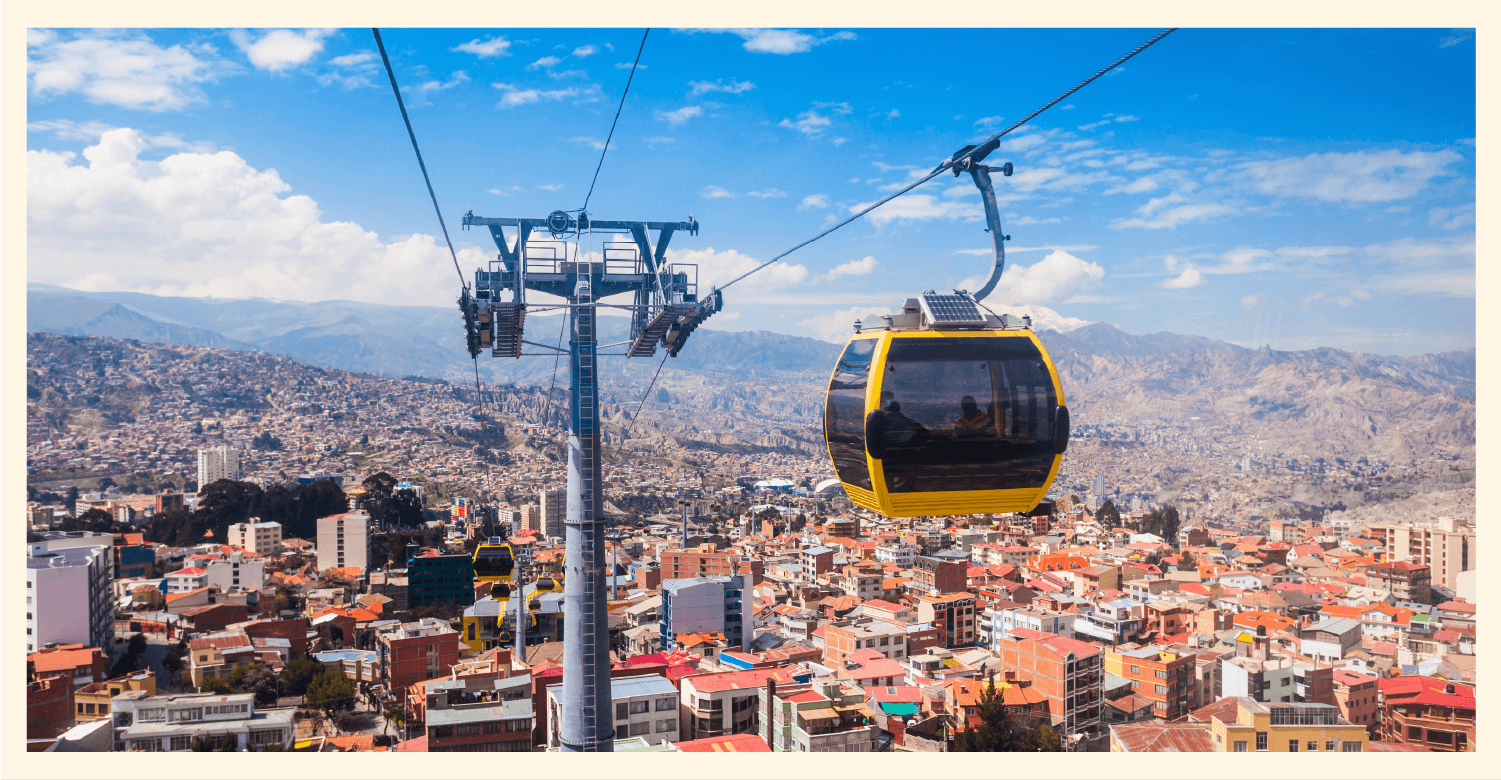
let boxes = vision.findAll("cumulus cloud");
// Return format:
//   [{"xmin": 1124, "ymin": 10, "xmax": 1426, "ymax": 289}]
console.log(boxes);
[
  {"xmin": 688, "ymin": 79, "xmax": 755, "ymax": 96},
  {"xmin": 1161, "ymin": 266, "xmax": 1206, "ymax": 289},
  {"xmin": 493, "ymin": 82, "xmax": 602, "ymax": 107},
  {"xmin": 779, "ymin": 109, "xmax": 833, "ymax": 137},
  {"xmin": 538, "ymin": 184, "xmax": 564, "ymax": 192},
  {"xmin": 820, "ymin": 256, "xmax": 879, "ymax": 282},
  {"xmin": 1237, "ymin": 149, "xmax": 1464, "ymax": 203},
  {"xmin": 452, "ymin": 36, "xmax": 513, "ymax": 58},
  {"xmin": 1112, "ymin": 195, "xmax": 1236, "ymax": 229},
  {"xmin": 1428, "ymin": 202, "xmax": 1475, "ymax": 230},
  {"xmin": 27, "ymin": 119, "xmax": 216, "ymax": 152},
  {"xmin": 979, "ymin": 250, "xmax": 1104, "ymax": 304},
  {"xmin": 318, "ymin": 50, "xmax": 380, "ymax": 89},
  {"xmin": 26, "ymin": 128, "xmax": 490, "ymax": 307},
  {"xmin": 798, "ymin": 306, "xmax": 893, "ymax": 343},
  {"xmin": 28, "ymin": 30, "xmax": 225, "ymax": 111},
  {"xmin": 687, "ymin": 28, "xmax": 857, "ymax": 55},
  {"xmin": 657, "ymin": 105, "xmax": 703, "ymax": 125},
  {"xmin": 980, "ymin": 302, "xmax": 1091, "ymax": 334},
  {"xmin": 1105, "ymin": 175, "xmax": 1158, "ymax": 195},
  {"xmin": 852, "ymin": 193, "xmax": 983, "ymax": 228},
  {"xmin": 700, "ymin": 185, "xmax": 735, "ymax": 199},
  {"xmin": 1241, "ymin": 293, "xmax": 1263, "ymax": 310},
  {"xmin": 843, "ymin": 191, "xmax": 979, "ymax": 227},
  {"xmin": 572, "ymin": 45, "xmax": 598, "ymax": 58},
  {"xmin": 527, "ymin": 56, "xmax": 562, "ymax": 71},
  {"xmin": 229, "ymin": 28, "xmax": 333, "ymax": 72},
  {"xmin": 798, "ymin": 194, "xmax": 830, "ymax": 211},
  {"xmin": 667, "ymin": 246, "xmax": 808, "ymax": 299},
  {"xmin": 747, "ymin": 189, "xmax": 787, "ymax": 199}
]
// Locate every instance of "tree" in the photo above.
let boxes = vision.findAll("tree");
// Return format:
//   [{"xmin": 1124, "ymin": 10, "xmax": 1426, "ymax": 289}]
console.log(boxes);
[
  {"xmin": 1160, "ymin": 506, "xmax": 1182, "ymax": 546},
  {"xmin": 1096, "ymin": 500, "xmax": 1121, "ymax": 530},
  {"xmin": 952, "ymin": 675, "xmax": 1066, "ymax": 752},
  {"xmin": 162, "ymin": 640, "xmax": 188, "ymax": 687},
  {"xmin": 1177, "ymin": 549, "xmax": 1197, "ymax": 572},
  {"xmin": 305, "ymin": 668, "xmax": 357, "ymax": 714},
  {"xmin": 279, "ymin": 657, "xmax": 324, "ymax": 697},
  {"xmin": 128, "ymin": 632, "xmax": 148, "ymax": 658},
  {"xmin": 65, "ymin": 485, "xmax": 79, "ymax": 514}
]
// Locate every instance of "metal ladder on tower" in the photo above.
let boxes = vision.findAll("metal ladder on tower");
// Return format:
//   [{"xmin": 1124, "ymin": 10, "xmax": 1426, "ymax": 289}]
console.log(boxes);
[{"xmin": 575, "ymin": 288, "xmax": 601, "ymax": 745}]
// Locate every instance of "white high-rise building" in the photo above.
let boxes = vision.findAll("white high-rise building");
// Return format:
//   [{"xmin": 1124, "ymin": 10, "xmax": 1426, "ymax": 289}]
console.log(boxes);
[
  {"xmin": 197, "ymin": 445, "xmax": 241, "ymax": 489},
  {"xmin": 27, "ymin": 541, "xmax": 114, "ymax": 653},
  {"xmin": 317, "ymin": 511, "xmax": 372, "ymax": 573},
  {"xmin": 539, "ymin": 488, "xmax": 566, "ymax": 538}
]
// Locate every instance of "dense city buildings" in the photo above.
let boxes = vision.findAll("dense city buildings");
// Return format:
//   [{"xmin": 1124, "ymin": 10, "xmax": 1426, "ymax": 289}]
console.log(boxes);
[{"xmin": 22, "ymin": 333, "xmax": 1481, "ymax": 754}]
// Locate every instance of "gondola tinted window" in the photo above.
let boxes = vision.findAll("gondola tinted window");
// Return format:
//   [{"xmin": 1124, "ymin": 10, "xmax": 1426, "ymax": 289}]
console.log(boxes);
[
  {"xmin": 825, "ymin": 338, "xmax": 876, "ymax": 491},
  {"xmin": 474, "ymin": 546, "xmax": 515, "ymax": 579},
  {"xmin": 879, "ymin": 337, "xmax": 1057, "ymax": 493}
]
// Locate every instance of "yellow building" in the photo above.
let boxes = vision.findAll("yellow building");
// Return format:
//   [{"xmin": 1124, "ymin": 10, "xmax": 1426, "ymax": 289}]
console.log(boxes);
[
  {"xmin": 1208, "ymin": 697, "xmax": 1367, "ymax": 752},
  {"xmin": 73, "ymin": 669, "xmax": 157, "ymax": 722}
]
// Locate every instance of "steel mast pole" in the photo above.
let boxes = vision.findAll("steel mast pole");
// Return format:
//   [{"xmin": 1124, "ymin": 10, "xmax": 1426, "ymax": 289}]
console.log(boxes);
[{"xmin": 559, "ymin": 275, "xmax": 613, "ymax": 752}]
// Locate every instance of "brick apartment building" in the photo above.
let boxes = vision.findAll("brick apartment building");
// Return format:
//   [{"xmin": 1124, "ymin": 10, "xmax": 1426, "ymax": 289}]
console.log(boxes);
[
  {"xmin": 1104, "ymin": 644, "xmax": 1197, "ymax": 721},
  {"xmin": 659, "ymin": 547, "xmax": 763, "ymax": 585},
  {"xmin": 911, "ymin": 556, "xmax": 967, "ymax": 596},
  {"xmin": 996, "ymin": 629, "xmax": 1104, "ymax": 741},
  {"xmin": 916, "ymin": 593, "xmax": 977, "ymax": 648},
  {"xmin": 822, "ymin": 620, "xmax": 909, "ymax": 666},
  {"xmin": 1332, "ymin": 669, "xmax": 1380, "ymax": 738},
  {"xmin": 378, "ymin": 618, "xmax": 460, "ymax": 693},
  {"xmin": 1377, "ymin": 676, "xmax": 1475, "ymax": 752}
]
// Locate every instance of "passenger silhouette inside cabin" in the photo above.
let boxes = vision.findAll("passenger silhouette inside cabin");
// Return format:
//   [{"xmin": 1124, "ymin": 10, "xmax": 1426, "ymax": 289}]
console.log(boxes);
[
  {"xmin": 880, "ymin": 393, "xmax": 927, "ymax": 446},
  {"xmin": 953, "ymin": 395, "xmax": 993, "ymax": 437}
]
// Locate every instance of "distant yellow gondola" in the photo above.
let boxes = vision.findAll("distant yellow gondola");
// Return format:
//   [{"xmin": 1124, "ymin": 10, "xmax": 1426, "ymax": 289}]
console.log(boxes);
[{"xmin": 823, "ymin": 293, "xmax": 1069, "ymax": 518}]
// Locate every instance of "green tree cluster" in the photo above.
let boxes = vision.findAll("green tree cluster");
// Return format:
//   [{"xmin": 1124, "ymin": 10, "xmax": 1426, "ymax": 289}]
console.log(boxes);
[{"xmin": 951, "ymin": 676, "xmax": 1067, "ymax": 753}]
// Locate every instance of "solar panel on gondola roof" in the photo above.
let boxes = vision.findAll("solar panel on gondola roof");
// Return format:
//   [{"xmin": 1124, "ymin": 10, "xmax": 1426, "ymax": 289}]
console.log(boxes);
[{"xmin": 919, "ymin": 292, "xmax": 986, "ymax": 326}]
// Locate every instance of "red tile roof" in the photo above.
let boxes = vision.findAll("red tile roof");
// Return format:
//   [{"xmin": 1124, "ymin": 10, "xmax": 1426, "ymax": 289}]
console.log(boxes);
[
  {"xmin": 1110, "ymin": 721, "xmax": 1217, "ymax": 752},
  {"xmin": 673, "ymin": 733, "xmax": 772, "ymax": 752},
  {"xmin": 683, "ymin": 666, "xmax": 800, "ymax": 693}
]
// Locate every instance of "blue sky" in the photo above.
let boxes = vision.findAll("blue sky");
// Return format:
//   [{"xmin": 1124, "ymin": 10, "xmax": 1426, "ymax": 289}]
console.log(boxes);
[{"xmin": 26, "ymin": 27, "xmax": 1475, "ymax": 356}]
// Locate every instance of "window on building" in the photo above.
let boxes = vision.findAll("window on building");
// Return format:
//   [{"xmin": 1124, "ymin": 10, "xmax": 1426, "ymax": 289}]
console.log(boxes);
[
  {"xmin": 169, "ymin": 735, "xmax": 193, "ymax": 751},
  {"xmin": 616, "ymin": 703, "xmax": 629, "ymax": 721},
  {"xmin": 1343, "ymin": 742, "xmax": 1361, "ymax": 752},
  {"xmin": 1233, "ymin": 741, "xmax": 1248, "ymax": 752},
  {"xmin": 1307, "ymin": 741, "xmax": 1317, "ymax": 752},
  {"xmin": 656, "ymin": 697, "xmax": 676, "ymax": 712},
  {"xmin": 1408, "ymin": 726, "xmax": 1422, "ymax": 740},
  {"xmin": 1256, "ymin": 732, "xmax": 1267, "ymax": 751},
  {"xmin": 658, "ymin": 719, "xmax": 678, "ymax": 732},
  {"xmin": 1288, "ymin": 739, "xmax": 1299, "ymax": 752},
  {"xmin": 630, "ymin": 700, "xmax": 650, "ymax": 715},
  {"xmin": 456, "ymin": 724, "xmax": 481, "ymax": 737},
  {"xmin": 629, "ymin": 721, "xmax": 651, "ymax": 737},
  {"xmin": 1325, "ymin": 740, "xmax": 1336, "ymax": 752}
]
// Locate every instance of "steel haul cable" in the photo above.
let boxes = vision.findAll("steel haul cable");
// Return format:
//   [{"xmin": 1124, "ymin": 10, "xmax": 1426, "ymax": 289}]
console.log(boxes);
[
  {"xmin": 582, "ymin": 29, "xmax": 649, "ymax": 212},
  {"xmin": 713, "ymin": 28, "xmax": 1177, "ymax": 294},
  {"xmin": 374, "ymin": 27, "xmax": 493, "ymax": 490}
]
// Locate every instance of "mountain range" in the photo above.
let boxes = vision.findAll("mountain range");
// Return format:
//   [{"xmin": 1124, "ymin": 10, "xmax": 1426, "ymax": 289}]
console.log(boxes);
[{"xmin": 27, "ymin": 284, "xmax": 1474, "ymax": 462}]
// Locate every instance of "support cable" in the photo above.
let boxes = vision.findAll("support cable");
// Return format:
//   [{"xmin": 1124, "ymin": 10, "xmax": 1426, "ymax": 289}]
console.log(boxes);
[
  {"xmin": 713, "ymin": 28, "xmax": 1176, "ymax": 293},
  {"xmin": 582, "ymin": 29, "xmax": 649, "ymax": 212},
  {"xmin": 611, "ymin": 352, "xmax": 669, "ymax": 458}
]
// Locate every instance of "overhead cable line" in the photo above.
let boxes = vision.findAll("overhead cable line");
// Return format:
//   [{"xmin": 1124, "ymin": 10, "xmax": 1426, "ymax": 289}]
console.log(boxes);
[
  {"xmin": 582, "ymin": 29, "xmax": 649, "ymax": 212},
  {"xmin": 713, "ymin": 27, "xmax": 1177, "ymax": 293},
  {"xmin": 373, "ymin": 28, "xmax": 467, "ymax": 287},
  {"xmin": 374, "ymin": 27, "xmax": 493, "ymax": 480},
  {"xmin": 611, "ymin": 352, "xmax": 669, "ymax": 458}
]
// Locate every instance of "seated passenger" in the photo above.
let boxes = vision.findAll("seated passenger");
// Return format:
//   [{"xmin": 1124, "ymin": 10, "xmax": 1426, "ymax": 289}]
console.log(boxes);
[
  {"xmin": 882, "ymin": 400, "xmax": 927, "ymax": 446},
  {"xmin": 953, "ymin": 395, "xmax": 993, "ymax": 436}
]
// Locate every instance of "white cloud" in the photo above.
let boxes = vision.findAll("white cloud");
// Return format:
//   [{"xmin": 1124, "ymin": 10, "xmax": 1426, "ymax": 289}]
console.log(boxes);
[
  {"xmin": 317, "ymin": 49, "xmax": 381, "ymax": 89},
  {"xmin": 570, "ymin": 137, "xmax": 613, "ymax": 150},
  {"xmin": 798, "ymin": 194, "xmax": 830, "ymax": 211},
  {"xmin": 747, "ymin": 189, "xmax": 787, "ymax": 199},
  {"xmin": 572, "ymin": 45, "xmax": 598, "ymax": 58},
  {"xmin": 1112, "ymin": 195, "xmax": 1236, "ymax": 229},
  {"xmin": 700, "ymin": 186, "xmax": 735, "ymax": 199},
  {"xmin": 329, "ymin": 52, "xmax": 375, "ymax": 68},
  {"xmin": 1161, "ymin": 266, "xmax": 1206, "ymax": 289},
  {"xmin": 1237, "ymin": 149, "xmax": 1464, "ymax": 203},
  {"xmin": 978, "ymin": 302, "xmax": 1090, "ymax": 334},
  {"xmin": 688, "ymin": 79, "xmax": 755, "ymax": 96},
  {"xmin": 779, "ymin": 109, "xmax": 833, "ymax": 137},
  {"xmin": 1428, "ymin": 202, "xmax": 1475, "ymax": 230},
  {"xmin": 1439, "ymin": 29, "xmax": 1474, "ymax": 48},
  {"xmin": 452, "ymin": 36, "xmax": 513, "ymax": 58},
  {"xmin": 821, "ymin": 256, "xmax": 879, "ymax": 282},
  {"xmin": 851, "ymin": 193, "xmax": 982, "ymax": 228},
  {"xmin": 657, "ymin": 105, "xmax": 703, "ymax": 125},
  {"xmin": 229, "ymin": 28, "xmax": 332, "ymax": 72},
  {"xmin": 667, "ymin": 246, "xmax": 808, "ymax": 299},
  {"xmin": 493, "ymin": 82, "xmax": 601, "ymax": 107},
  {"xmin": 691, "ymin": 28, "xmax": 858, "ymax": 55},
  {"xmin": 1105, "ymin": 175, "xmax": 1158, "ymax": 195},
  {"xmin": 417, "ymin": 71, "xmax": 470, "ymax": 94},
  {"xmin": 28, "ymin": 30, "xmax": 224, "ymax": 111},
  {"xmin": 537, "ymin": 184, "xmax": 564, "ymax": 192},
  {"xmin": 527, "ymin": 56, "xmax": 562, "ymax": 71},
  {"xmin": 798, "ymin": 307, "xmax": 892, "ymax": 342},
  {"xmin": 615, "ymin": 62, "xmax": 648, "ymax": 69},
  {"xmin": 1241, "ymin": 293, "xmax": 1263, "ymax": 310},
  {"xmin": 26, "ymin": 128, "xmax": 491, "ymax": 307},
  {"xmin": 643, "ymin": 136, "xmax": 675, "ymax": 146},
  {"xmin": 549, "ymin": 69, "xmax": 589, "ymax": 80},
  {"xmin": 26, "ymin": 119, "xmax": 216, "ymax": 153},
  {"xmin": 886, "ymin": 109, "xmax": 900, "ymax": 119},
  {"xmin": 973, "ymin": 115, "xmax": 1005, "ymax": 130},
  {"xmin": 982, "ymin": 250, "xmax": 1104, "ymax": 303},
  {"xmin": 488, "ymin": 185, "xmax": 523, "ymax": 197}
]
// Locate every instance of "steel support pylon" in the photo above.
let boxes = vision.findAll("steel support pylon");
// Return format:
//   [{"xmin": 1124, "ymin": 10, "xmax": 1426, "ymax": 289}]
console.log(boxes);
[{"xmin": 558, "ymin": 278, "xmax": 614, "ymax": 752}]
